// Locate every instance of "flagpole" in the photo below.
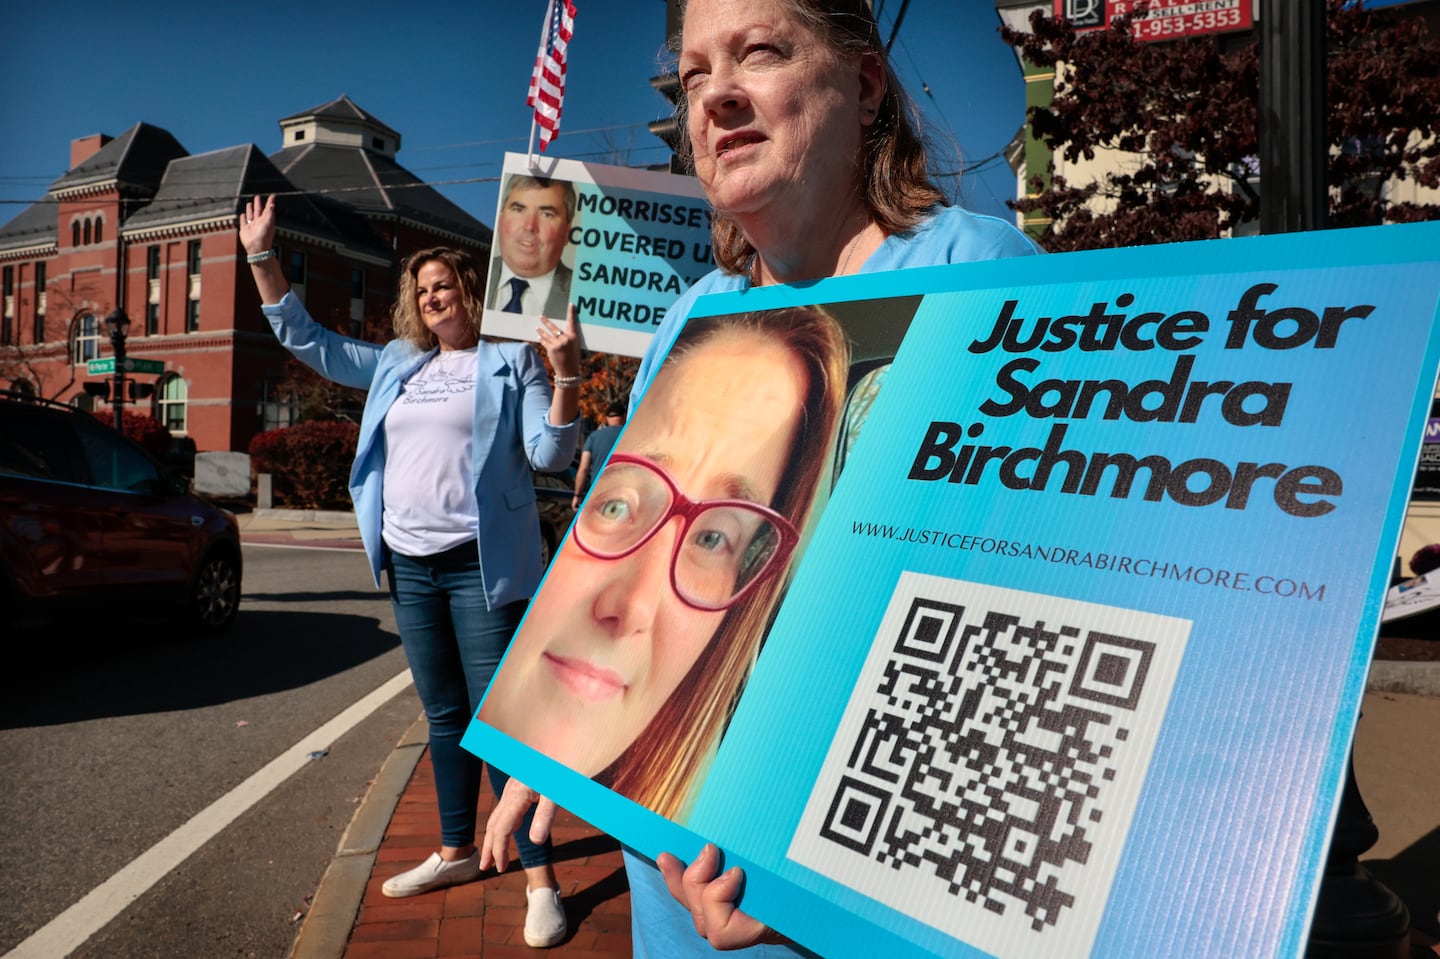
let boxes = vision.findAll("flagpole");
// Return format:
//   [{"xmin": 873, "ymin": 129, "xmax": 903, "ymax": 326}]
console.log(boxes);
[{"xmin": 528, "ymin": 0, "xmax": 558, "ymax": 163}]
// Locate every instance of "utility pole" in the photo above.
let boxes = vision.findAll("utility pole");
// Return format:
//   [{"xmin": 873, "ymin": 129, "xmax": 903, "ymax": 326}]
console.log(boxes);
[{"xmin": 1257, "ymin": 0, "xmax": 1326, "ymax": 234}]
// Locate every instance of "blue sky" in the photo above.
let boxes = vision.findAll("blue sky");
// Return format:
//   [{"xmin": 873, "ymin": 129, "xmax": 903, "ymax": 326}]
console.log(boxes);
[{"xmin": 0, "ymin": 2, "xmax": 1030, "ymax": 231}]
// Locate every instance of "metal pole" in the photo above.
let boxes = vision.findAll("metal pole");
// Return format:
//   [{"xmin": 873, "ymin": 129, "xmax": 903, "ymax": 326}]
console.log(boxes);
[
  {"xmin": 107, "ymin": 309, "xmax": 127, "ymax": 432},
  {"xmin": 1258, "ymin": 0, "xmax": 1327, "ymax": 234}
]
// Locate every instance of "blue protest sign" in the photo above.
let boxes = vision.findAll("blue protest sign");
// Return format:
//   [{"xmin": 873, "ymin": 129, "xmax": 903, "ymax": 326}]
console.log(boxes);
[{"xmin": 465, "ymin": 221, "xmax": 1440, "ymax": 958}]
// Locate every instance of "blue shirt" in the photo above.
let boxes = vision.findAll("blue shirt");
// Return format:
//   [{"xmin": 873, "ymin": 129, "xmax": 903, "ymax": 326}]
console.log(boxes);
[{"xmin": 580, "ymin": 423, "xmax": 624, "ymax": 491}]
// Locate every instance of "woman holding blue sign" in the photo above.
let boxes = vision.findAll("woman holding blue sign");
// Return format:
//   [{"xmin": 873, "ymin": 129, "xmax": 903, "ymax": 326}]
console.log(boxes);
[
  {"xmin": 483, "ymin": 0, "xmax": 1043, "ymax": 952},
  {"xmin": 239, "ymin": 196, "xmax": 579, "ymax": 948}
]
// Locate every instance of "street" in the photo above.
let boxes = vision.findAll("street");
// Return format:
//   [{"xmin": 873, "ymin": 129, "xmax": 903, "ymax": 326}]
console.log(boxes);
[{"xmin": 0, "ymin": 544, "xmax": 418, "ymax": 958}]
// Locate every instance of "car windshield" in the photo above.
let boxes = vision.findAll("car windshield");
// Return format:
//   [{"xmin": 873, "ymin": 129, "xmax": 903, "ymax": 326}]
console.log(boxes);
[{"xmin": 74, "ymin": 418, "xmax": 162, "ymax": 493}]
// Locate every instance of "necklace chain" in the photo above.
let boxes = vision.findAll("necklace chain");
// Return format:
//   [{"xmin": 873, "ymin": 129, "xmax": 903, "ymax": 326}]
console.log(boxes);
[
  {"xmin": 838, "ymin": 225, "xmax": 866, "ymax": 277},
  {"xmin": 751, "ymin": 222, "xmax": 870, "ymax": 285}
]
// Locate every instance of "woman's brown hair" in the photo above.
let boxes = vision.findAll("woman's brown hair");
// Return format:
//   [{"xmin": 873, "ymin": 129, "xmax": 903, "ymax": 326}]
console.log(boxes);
[{"xmin": 599, "ymin": 305, "xmax": 852, "ymax": 820}]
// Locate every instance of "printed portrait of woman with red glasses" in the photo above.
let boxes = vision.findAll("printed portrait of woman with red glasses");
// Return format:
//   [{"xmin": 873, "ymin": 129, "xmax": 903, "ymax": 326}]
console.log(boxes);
[{"xmin": 479, "ymin": 306, "xmax": 850, "ymax": 821}]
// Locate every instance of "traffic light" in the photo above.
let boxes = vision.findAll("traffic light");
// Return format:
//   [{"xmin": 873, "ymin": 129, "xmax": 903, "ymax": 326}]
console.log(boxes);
[
  {"xmin": 129, "ymin": 381, "xmax": 155, "ymax": 401},
  {"xmin": 82, "ymin": 381, "xmax": 111, "ymax": 400},
  {"xmin": 662, "ymin": 0, "xmax": 680, "ymax": 43},
  {"xmin": 649, "ymin": 72, "xmax": 691, "ymax": 175}
]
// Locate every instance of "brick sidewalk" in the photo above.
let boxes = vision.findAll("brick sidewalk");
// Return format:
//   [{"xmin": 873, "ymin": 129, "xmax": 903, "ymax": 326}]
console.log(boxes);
[{"xmin": 344, "ymin": 750, "xmax": 632, "ymax": 959}]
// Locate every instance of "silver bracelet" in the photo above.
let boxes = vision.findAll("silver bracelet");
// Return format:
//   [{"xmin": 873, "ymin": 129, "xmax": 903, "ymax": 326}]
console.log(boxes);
[
  {"xmin": 552, "ymin": 374, "xmax": 584, "ymax": 389},
  {"xmin": 246, "ymin": 249, "xmax": 277, "ymax": 264}
]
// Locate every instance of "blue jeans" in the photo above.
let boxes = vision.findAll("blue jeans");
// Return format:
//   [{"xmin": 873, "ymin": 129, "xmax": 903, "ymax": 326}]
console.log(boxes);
[{"xmin": 387, "ymin": 542, "xmax": 551, "ymax": 867}]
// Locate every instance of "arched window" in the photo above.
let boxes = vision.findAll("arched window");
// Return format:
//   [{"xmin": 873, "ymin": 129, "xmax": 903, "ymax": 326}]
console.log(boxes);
[
  {"xmin": 72, "ymin": 221, "xmax": 81, "ymax": 246},
  {"xmin": 158, "ymin": 374, "xmax": 188, "ymax": 434},
  {"xmin": 72, "ymin": 312, "xmax": 101, "ymax": 364},
  {"xmin": 94, "ymin": 217, "xmax": 103, "ymax": 243},
  {"xmin": 83, "ymin": 220, "xmax": 92, "ymax": 245}
]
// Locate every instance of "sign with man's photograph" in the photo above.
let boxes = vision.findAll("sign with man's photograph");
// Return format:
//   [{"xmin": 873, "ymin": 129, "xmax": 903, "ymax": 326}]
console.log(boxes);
[
  {"xmin": 464, "ymin": 221, "xmax": 1440, "ymax": 959},
  {"xmin": 481, "ymin": 152, "xmax": 711, "ymax": 357}
]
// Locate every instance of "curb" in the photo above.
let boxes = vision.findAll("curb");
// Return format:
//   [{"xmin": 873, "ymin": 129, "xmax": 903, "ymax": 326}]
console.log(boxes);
[
  {"xmin": 289, "ymin": 714, "xmax": 430, "ymax": 959},
  {"xmin": 1366, "ymin": 660, "xmax": 1440, "ymax": 699},
  {"xmin": 250, "ymin": 508, "xmax": 359, "ymax": 527}
]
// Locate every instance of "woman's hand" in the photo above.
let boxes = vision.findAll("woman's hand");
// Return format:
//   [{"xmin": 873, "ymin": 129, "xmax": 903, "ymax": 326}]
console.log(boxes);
[
  {"xmin": 479, "ymin": 777, "xmax": 558, "ymax": 873},
  {"xmin": 238, "ymin": 195, "xmax": 289, "ymax": 305},
  {"xmin": 536, "ymin": 303, "xmax": 582, "ymax": 380},
  {"xmin": 539, "ymin": 303, "xmax": 582, "ymax": 426},
  {"xmin": 238, "ymin": 195, "xmax": 277, "ymax": 256},
  {"xmin": 658, "ymin": 844, "xmax": 789, "ymax": 950}
]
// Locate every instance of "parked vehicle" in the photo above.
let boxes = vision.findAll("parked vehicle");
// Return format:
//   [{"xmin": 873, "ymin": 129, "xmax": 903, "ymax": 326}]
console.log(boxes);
[
  {"xmin": 0, "ymin": 392, "xmax": 242, "ymax": 635},
  {"xmin": 532, "ymin": 468, "xmax": 578, "ymax": 568}
]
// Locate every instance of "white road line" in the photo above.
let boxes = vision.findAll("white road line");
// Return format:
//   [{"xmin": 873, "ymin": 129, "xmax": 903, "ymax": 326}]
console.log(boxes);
[
  {"xmin": 3, "ymin": 669, "xmax": 415, "ymax": 959},
  {"xmin": 244, "ymin": 541, "xmax": 366, "ymax": 553}
]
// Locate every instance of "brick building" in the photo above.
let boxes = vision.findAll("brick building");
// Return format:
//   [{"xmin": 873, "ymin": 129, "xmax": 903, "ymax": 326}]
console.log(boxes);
[{"xmin": 0, "ymin": 95, "xmax": 492, "ymax": 454}]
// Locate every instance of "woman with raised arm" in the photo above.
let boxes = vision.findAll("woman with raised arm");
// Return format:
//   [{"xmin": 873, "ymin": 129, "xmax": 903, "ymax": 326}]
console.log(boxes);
[{"xmin": 238, "ymin": 196, "xmax": 580, "ymax": 948}]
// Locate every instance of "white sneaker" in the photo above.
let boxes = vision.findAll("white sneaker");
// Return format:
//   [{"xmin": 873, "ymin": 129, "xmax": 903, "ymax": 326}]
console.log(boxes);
[
  {"xmin": 381, "ymin": 850, "xmax": 481, "ymax": 898},
  {"xmin": 524, "ymin": 885, "xmax": 568, "ymax": 947}
]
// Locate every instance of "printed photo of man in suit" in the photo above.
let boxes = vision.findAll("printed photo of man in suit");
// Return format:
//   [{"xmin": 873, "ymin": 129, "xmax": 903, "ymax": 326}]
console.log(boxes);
[{"xmin": 487, "ymin": 175, "xmax": 576, "ymax": 317}]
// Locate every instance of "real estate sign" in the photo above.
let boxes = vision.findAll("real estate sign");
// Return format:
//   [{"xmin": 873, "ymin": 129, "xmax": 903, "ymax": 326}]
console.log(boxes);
[{"xmin": 1056, "ymin": 0, "xmax": 1253, "ymax": 41}]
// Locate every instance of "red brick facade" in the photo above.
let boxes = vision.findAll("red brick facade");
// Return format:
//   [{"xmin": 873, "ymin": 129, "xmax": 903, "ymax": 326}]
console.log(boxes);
[{"xmin": 0, "ymin": 98, "xmax": 492, "ymax": 456}]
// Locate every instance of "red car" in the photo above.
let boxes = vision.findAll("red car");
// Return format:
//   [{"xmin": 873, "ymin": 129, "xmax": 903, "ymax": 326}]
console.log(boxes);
[{"xmin": 0, "ymin": 392, "xmax": 242, "ymax": 635}]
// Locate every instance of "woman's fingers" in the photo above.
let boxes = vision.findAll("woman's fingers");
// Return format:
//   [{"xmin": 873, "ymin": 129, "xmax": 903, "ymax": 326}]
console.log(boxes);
[
  {"xmin": 536, "ymin": 303, "xmax": 582, "ymax": 376},
  {"xmin": 656, "ymin": 844, "xmax": 774, "ymax": 948},
  {"xmin": 479, "ymin": 778, "xmax": 545, "ymax": 873},
  {"xmin": 238, "ymin": 195, "xmax": 277, "ymax": 251},
  {"xmin": 528, "ymin": 796, "xmax": 558, "ymax": 845}
]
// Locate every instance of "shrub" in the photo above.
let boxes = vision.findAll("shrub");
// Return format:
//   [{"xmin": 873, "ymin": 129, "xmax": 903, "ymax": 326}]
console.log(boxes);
[
  {"xmin": 95, "ymin": 409, "xmax": 172, "ymax": 457},
  {"xmin": 249, "ymin": 420, "xmax": 359, "ymax": 510}
]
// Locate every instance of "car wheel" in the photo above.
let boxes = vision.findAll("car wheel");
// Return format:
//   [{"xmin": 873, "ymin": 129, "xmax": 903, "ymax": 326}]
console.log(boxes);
[{"xmin": 183, "ymin": 549, "xmax": 241, "ymax": 634}]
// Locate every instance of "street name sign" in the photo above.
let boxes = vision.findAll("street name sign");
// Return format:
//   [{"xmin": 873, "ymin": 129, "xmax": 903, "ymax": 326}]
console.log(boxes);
[{"xmin": 87, "ymin": 357, "xmax": 165, "ymax": 375}]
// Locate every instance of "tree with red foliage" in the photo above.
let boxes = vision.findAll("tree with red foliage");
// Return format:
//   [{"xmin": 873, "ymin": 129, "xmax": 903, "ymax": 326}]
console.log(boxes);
[
  {"xmin": 1001, "ymin": 0, "xmax": 1440, "ymax": 252},
  {"xmin": 249, "ymin": 420, "xmax": 359, "ymax": 510},
  {"xmin": 530, "ymin": 343, "xmax": 638, "ymax": 427},
  {"xmin": 575, "ymin": 351, "xmax": 639, "ymax": 426},
  {"xmin": 95, "ymin": 408, "xmax": 172, "ymax": 457}
]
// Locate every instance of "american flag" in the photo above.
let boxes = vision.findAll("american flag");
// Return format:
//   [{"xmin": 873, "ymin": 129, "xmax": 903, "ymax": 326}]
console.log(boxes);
[{"xmin": 527, "ymin": 0, "xmax": 577, "ymax": 152}]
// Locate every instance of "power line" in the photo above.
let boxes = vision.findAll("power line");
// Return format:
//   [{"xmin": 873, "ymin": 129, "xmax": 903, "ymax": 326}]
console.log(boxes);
[
  {"xmin": 884, "ymin": 0, "xmax": 913, "ymax": 54},
  {"xmin": 0, "ymin": 142, "xmax": 676, "ymax": 208},
  {"xmin": 0, "ymin": 120, "xmax": 670, "ymax": 206},
  {"xmin": 406, "ymin": 120, "xmax": 655, "ymax": 153},
  {"xmin": 885, "ymin": 24, "xmax": 1016, "ymax": 213}
]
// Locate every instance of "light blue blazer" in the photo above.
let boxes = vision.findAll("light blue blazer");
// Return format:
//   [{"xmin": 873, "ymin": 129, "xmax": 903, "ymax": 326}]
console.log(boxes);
[{"xmin": 262, "ymin": 292, "xmax": 578, "ymax": 607}]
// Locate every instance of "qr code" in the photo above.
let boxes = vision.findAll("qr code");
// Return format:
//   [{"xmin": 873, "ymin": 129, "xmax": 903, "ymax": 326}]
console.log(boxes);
[{"xmin": 788, "ymin": 572, "xmax": 1189, "ymax": 959}]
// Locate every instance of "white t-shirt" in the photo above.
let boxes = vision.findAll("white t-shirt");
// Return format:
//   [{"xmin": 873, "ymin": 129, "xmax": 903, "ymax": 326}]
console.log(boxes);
[{"xmin": 380, "ymin": 346, "xmax": 480, "ymax": 557}]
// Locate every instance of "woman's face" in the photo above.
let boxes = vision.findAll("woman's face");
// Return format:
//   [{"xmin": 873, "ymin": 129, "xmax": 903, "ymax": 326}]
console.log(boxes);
[
  {"xmin": 479, "ymin": 328, "xmax": 807, "ymax": 775},
  {"xmin": 679, "ymin": 0, "xmax": 878, "ymax": 223},
  {"xmin": 415, "ymin": 260, "xmax": 476, "ymax": 350}
]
